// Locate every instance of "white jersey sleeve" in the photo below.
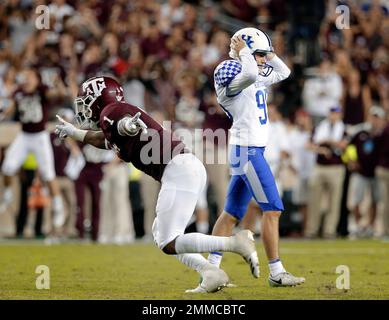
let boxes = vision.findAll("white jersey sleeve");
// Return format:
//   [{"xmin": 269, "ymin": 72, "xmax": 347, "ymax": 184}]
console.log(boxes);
[
  {"xmin": 221, "ymin": 47, "xmax": 258, "ymax": 97},
  {"xmin": 260, "ymin": 55, "xmax": 291, "ymax": 87}
]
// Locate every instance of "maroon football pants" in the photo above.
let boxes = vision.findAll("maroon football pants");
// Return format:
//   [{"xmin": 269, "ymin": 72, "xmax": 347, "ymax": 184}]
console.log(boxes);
[{"xmin": 75, "ymin": 164, "xmax": 103, "ymax": 241}]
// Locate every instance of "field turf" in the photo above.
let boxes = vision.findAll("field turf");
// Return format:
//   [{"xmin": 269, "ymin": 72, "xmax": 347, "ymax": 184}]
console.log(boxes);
[{"xmin": 0, "ymin": 239, "xmax": 388, "ymax": 300}]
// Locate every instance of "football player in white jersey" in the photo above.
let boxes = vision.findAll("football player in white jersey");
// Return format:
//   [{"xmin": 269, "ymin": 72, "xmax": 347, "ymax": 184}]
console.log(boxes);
[{"xmin": 187, "ymin": 28, "xmax": 305, "ymax": 292}]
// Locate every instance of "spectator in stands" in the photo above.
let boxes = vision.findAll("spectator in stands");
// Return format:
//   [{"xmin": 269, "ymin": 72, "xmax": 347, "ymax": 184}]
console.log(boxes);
[
  {"xmin": 200, "ymin": 91, "xmax": 230, "ymax": 218},
  {"xmin": 99, "ymin": 155, "xmax": 135, "ymax": 245},
  {"xmin": 264, "ymin": 103, "xmax": 291, "ymax": 196},
  {"xmin": 305, "ymin": 106, "xmax": 347, "ymax": 238},
  {"xmin": 303, "ymin": 57, "xmax": 343, "ymax": 126},
  {"xmin": 50, "ymin": 108, "xmax": 78, "ymax": 238},
  {"xmin": 290, "ymin": 109, "xmax": 316, "ymax": 234},
  {"xmin": 128, "ymin": 164, "xmax": 145, "ymax": 239},
  {"xmin": 342, "ymin": 68, "xmax": 372, "ymax": 126},
  {"xmin": 15, "ymin": 154, "xmax": 46, "ymax": 239},
  {"xmin": 75, "ymin": 144, "xmax": 113, "ymax": 242},
  {"xmin": 346, "ymin": 106, "xmax": 387, "ymax": 238},
  {"xmin": 339, "ymin": 67, "xmax": 373, "ymax": 236}
]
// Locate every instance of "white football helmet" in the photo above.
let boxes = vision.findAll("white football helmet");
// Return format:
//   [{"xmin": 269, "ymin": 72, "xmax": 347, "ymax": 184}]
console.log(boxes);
[{"xmin": 229, "ymin": 27, "xmax": 274, "ymax": 77}]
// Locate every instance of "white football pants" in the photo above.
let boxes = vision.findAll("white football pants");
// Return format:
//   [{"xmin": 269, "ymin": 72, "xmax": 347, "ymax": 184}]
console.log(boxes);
[
  {"xmin": 1, "ymin": 131, "xmax": 56, "ymax": 181},
  {"xmin": 152, "ymin": 153, "xmax": 207, "ymax": 249}
]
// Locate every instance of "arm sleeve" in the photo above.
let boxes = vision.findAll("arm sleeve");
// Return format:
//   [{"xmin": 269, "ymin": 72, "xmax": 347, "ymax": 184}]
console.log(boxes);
[
  {"xmin": 260, "ymin": 54, "xmax": 291, "ymax": 86},
  {"xmin": 227, "ymin": 47, "xmax": 258, "ymax": 96},
  {"xmin": 214, "ymin": 47, "xmax": 257, "ymax": 97}
]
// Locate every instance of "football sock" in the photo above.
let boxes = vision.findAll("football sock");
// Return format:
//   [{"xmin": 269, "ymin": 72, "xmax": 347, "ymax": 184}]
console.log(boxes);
[
  {"xmin": 2, "ymin": 187, "xmax": 13, "ymax": 205},
  {"xmin": 208, "ymin": 252, "xmax": 223, "ymax": 268},
  {"xmin": 52, "ymin": 195, "xmax": 64, "ymax": 213},
  {"xmin": 269, "ymin": 258, "xmax": 286, "ymax": 276},
  {"xmin": 175, "ymin": 233, "xmax": 233, "ymax": 254},
  {"xmin": 176, "ymin": 253, "xmax": 209, "ymax": 273},
  {"xmin": 196, "ymin": 221, "xmax": 209, "ymax": 234}
]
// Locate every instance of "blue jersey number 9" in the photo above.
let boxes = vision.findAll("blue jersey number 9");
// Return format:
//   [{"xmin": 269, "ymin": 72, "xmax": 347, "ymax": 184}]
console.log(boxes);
[{"xmin": 255, "ymin": 90, "xmax": 268, "ymax": 125}]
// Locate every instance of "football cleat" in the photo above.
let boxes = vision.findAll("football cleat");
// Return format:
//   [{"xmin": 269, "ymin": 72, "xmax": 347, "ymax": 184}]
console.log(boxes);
[
  {"xmin": 268, "ymin": 272, "xmax": 305, "ymax": 287},
  {"xmin": 185, "ymin": 265, "xmax": 229, "ymax": 293},
  {"xmin": 185, "ymin": 283, "xmax": 208, "ymax": 293},
  {"xmin": 231, "ymin": 230, "xmax": 260, "ymax": 278},
  {"xmin": 186, "ymin": 281, "xmax": 237, "ymax": 293}
]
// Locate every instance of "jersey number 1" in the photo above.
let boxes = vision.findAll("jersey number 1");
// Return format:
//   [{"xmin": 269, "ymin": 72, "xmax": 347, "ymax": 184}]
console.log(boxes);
[{"xmin": 255, "ymin": 90, "xmax": 268, "ymax": 125}]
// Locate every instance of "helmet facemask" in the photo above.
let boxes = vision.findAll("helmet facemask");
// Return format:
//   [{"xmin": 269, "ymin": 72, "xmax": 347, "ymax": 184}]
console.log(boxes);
[{"xmin": 74, "ymin": 95, "xmax": 100, "ymax": 130}]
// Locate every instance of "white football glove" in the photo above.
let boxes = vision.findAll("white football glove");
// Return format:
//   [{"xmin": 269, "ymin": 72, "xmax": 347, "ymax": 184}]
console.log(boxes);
[{"xmin": 55, "ymin": 115, "xmax": 85, "ymax": 141}]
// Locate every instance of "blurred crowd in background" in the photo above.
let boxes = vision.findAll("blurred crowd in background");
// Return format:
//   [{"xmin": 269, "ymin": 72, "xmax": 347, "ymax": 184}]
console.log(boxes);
[{"xmin": 1, "ymin": 0, "xmax": 389, "ymax": 243}]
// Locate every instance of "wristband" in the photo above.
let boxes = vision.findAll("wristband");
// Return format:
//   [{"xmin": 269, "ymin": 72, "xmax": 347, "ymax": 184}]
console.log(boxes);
[{"xmin": 73, "ymin": 128, "xmax": 88, "ymax": 142}]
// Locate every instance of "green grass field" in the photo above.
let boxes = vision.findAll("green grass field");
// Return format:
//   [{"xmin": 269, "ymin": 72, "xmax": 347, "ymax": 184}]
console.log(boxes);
[{"xmin": 0, "ymin": 239, "xmax": 388, "ymax": 300}]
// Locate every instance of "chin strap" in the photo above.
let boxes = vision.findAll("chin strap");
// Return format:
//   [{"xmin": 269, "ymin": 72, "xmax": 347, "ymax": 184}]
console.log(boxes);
[{"xmin": 258, "ymin": 64, "xmax": 273, "ymax": 77}]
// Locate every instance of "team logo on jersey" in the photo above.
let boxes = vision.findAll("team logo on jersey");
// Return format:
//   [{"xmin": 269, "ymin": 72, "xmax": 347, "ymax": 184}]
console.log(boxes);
[
  {"xmin": 241, "ymin": 34, "xmax": 254, "ymax": 49},
  {"xmin": 82, "ymin": 77, "xmax": 106, "ymax": 97}
]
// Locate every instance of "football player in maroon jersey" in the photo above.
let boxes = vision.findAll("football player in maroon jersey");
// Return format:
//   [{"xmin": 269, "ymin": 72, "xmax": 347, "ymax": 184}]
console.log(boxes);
[
  {"xmin": 0, "ymin": 68, "xmax": 65, "ymax": 228},
  {"xmin": 55, "ymin": 76, "xmax": 259, "ymax": 292}
]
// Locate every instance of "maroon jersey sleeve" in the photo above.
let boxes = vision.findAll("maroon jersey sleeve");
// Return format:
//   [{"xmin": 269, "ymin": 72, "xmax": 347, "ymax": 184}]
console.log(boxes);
[
  {"xmin": 99, "ymin": 102, "xmax": 186, "ymax": 181},
  {"xmin": 14, "ymin": 86, "xmax": 49, "ymax": 133}
]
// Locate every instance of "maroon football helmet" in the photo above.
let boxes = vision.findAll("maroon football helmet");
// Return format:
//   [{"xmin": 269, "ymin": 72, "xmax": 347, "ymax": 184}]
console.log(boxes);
[{"xmin": 74, "ymin": 76, "xmax": 124, "ymax": 130}]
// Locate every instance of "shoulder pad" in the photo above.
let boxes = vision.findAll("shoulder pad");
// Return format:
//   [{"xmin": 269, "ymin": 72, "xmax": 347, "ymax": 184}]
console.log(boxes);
[{"xmin": 214, "ymin": 60, "xmax": 242, "ymax": 87}]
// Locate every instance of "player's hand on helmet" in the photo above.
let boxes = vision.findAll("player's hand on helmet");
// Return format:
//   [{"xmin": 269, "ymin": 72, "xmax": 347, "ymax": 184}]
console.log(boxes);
[
  {"xmin": 122, "ymin": 112, "xmax": 148, "ymax": 136},
  {"xmin": 230, "ymin": 36, "xmax": 246, "ymax": 56},
  {"xmin": 55, "ymin": 115, "xmax": 76, "ymax": 140}
]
